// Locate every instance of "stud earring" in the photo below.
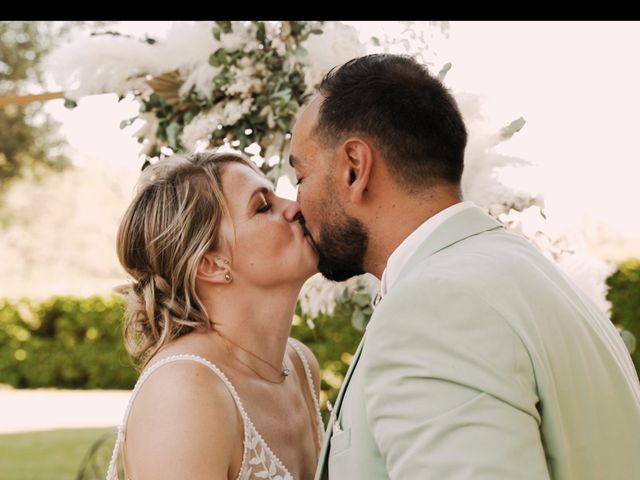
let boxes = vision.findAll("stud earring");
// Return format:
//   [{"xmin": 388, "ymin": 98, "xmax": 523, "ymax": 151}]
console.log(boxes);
[{"xmin": 225, "ymin": 273, "xmax": 232, "ymax": 282}]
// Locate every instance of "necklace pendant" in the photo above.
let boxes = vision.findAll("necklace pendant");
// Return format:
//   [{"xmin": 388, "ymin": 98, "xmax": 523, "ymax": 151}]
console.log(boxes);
[{"xmin": 283, "ymin": 366, "xmax": 291, "ymax": 377}]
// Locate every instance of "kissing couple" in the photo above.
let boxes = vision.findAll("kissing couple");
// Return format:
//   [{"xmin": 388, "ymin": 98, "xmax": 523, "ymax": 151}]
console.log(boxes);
[{"xmin": 107, "ymin": 53, "xmax": 640, "ymax": 480}]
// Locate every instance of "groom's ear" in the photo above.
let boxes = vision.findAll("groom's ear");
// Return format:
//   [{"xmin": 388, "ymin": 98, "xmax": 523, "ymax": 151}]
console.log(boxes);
[
  {"xmin": 338, "ymin": 137, "xmax": 373, "ymax": 204},
  {"xmin": 196, "ymin": 252, "xmax": 232, "ymax": 285}
]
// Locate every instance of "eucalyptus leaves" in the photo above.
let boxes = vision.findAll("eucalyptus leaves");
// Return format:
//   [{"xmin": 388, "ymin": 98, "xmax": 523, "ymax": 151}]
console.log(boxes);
[{"xmin": 139, "ymin": 21, "xmax": 323, "ymax": 177}]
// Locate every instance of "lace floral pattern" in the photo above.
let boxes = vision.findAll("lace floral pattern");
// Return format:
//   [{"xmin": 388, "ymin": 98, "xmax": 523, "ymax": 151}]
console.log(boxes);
[{"xmin": 241, "ymin": 424, "xmax": 293, "ymax": 480}]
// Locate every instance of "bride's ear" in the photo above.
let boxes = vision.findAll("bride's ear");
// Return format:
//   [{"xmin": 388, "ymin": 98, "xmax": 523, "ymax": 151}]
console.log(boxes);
[{"xmin": 196, "ymin": 252, "xmax": 233, "ymax": 285}]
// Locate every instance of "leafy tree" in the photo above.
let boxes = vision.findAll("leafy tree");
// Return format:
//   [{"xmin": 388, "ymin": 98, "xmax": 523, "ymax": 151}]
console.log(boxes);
[{"xmin": 0, "ymin": 22, "xmax": 69, "ymax": 208}]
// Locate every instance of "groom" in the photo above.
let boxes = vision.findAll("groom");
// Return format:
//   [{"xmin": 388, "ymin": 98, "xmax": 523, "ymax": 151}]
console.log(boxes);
[{"xmin": 290, "ymin": 53, "xmax": 640, "ymax": 479}]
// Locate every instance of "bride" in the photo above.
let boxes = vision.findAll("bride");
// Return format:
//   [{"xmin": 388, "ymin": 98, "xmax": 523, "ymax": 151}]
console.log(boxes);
[{"xmin": 107, "ymin": 150, "xmax": 323, "ymax": 480}]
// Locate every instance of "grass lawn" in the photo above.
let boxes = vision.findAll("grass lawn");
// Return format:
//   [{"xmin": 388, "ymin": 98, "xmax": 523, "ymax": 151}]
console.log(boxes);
[{"xmin": 0, "ymin": 427, "xmax": 117, "ymax": 480}]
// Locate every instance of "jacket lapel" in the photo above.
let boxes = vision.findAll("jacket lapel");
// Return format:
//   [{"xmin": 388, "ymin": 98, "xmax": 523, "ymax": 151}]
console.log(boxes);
[{"xmin": 315, "ymin": 331, "xmax": 366, "ymax": 480}]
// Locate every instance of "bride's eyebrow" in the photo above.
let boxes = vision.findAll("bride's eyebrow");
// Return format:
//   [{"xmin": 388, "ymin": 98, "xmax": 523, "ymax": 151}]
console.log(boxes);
[{"xmin": 248, "ymin": 185, "xmax": 274, "ymax": 206}]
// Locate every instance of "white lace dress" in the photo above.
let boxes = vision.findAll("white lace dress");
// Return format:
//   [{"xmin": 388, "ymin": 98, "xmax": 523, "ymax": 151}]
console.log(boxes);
[{"xmin": 106, "ymin": 339, "xmax": 324, "ymax": 480}]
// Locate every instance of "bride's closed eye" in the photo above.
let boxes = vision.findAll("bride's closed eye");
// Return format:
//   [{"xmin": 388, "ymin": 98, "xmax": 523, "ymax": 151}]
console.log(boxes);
[
  {"xmin": 251, "ymin": 188, "xmax": 274, "ymax": 214},
  {"xmin": 257, "ymin": 202, "xmax": 272, "ymax": 213}
]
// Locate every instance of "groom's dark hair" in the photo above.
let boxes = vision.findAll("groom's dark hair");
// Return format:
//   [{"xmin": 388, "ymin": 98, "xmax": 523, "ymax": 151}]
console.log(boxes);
[{"xmin": 315, "ymin": 53, "xmax": 467, "ymax": 191}]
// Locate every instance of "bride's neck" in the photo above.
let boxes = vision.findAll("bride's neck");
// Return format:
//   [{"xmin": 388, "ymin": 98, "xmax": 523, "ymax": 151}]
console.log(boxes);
[{"xmin": 201, "ymin": 285, "xmax": 299, "ymax": 369}]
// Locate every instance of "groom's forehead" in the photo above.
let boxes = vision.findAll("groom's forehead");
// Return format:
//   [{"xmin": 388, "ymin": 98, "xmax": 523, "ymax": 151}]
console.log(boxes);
[
  {"xmin": 289, "ymin": 152, "xmax": 321, "ymax": 170},
  {"xmin": 293, "ymin": 96, "xmax": 322, "ymax": 137}
]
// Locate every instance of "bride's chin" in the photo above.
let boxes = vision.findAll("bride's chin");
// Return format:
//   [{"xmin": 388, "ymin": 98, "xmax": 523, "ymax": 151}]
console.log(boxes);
[
  {"xmin": 305, "ymin": 249, "xmax": 320, "ymax": 269},
  {"xmin": 300, "ymin": 257, "xmax": 319, "ymax": 279},
  {"xmin": 295, "ymin": 239, "xmax": 320, "ymax": 277}
]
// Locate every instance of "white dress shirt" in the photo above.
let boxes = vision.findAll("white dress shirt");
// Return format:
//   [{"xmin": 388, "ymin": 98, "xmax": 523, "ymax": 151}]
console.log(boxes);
[{"xmin": 379, "ymin": 201, "xmax": 476, "ymax": 298}]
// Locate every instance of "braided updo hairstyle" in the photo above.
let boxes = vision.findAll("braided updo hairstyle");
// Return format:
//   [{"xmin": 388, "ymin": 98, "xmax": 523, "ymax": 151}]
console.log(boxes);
[{"xmin": 116, "ymin": 150, "xmax": 259, "ymax": 367}]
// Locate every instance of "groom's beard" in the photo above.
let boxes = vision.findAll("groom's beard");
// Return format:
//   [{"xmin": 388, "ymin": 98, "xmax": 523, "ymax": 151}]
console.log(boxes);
[{"xmin": 315, "ymin": 212, "xmax": 368, "ymax": 282}]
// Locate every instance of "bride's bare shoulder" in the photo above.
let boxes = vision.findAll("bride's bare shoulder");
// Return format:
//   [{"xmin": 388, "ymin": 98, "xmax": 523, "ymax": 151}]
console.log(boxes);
[{"xmin": 125, "ymin": 357, "xmax": 242, "ymax": 479}]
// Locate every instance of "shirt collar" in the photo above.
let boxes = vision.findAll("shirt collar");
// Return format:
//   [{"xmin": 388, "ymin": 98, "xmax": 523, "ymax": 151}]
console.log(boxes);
[{"xmin": 379, "ymin": 201, "xmax": 476, "ymax": 298}]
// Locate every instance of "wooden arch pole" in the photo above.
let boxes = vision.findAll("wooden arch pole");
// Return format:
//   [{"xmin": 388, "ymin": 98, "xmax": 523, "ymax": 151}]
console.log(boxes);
[{"xmin": 0, "ymin": 92, "xmax": 65, "ymax": 107}]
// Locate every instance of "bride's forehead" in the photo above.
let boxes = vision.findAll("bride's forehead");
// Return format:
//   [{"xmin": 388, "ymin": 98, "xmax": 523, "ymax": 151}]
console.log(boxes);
[
  {"xmin": 222, "ymin": 162, "xmax": 259, "ymax": 182},
  {"xmin": 221, "ymin": 163, "xmax": 270, "ymax": 193}
]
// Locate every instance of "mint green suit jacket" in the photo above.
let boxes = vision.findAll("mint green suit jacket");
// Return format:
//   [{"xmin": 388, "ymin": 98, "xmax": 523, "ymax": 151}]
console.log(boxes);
[{"xmin": 315, "ymin": 206, "xmax": 640, "ymax": 479}]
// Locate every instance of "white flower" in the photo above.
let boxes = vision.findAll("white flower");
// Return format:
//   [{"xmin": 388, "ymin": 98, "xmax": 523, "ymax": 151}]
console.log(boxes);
[
  {"xmin": 300, "ymin": 21, "xmax": 366, "ymax": 93},
  {"xmin": 180, "ymin": 109, "xmax": 223, "ymax": 151},
  {"xmin": 222, "ymin": 100, "xmax": 243, "ymax": 125},
  {"xmin": 47, "ymin": 21, "xmax": 220, "ymax": 101},
  {"xmin": 356, "ymin": 21, "xmax": 449, "ymax": 66},
  {"xmin": 46, "ymin": 33, "xmax": 159, "ymax": 100},
  {"xmin": 180, "ymin": 64, "xmax": 222, "ymax": 99},
  {"xmin": 299, "ymin": 273, "xmax": 379, "ymax": 317},
  {"xmin": 220, "ymin": 99, "xmax": 252, "ymax": 126},
  {"xmin": 220, "ymin": 22, "xmax": 259, "ymax": 51},
  {"xmin": 132, "ymin": 112, "xmax": 161, "ymax": 155},
  {"xmin": 455, "ymin": 91, "xmax": 541, "ymax": 213},
  {"xmin": 263, "ymin": 21, "xmax": 281, "ymax": 40},
  {"xmin": 271, "ymin": 37, "xmax": 288, "ymax": 56},
  {"xmin": 226, "ymin": 65, "xmax": 263, "ymax": 97},
  {"xmin": 219, "ymin": 31, "xmax": 244, "ymax": 51},
  {"xmin": 241, "ymin": 98, "xmax": 253, "ymax": 114},
  {"xmin": 164, "ymin": 22, "xmax": 220, "ymax": 68},
  {"xmin": 133, "ymin": 112, "xmax": 159, "ymax": 142}
]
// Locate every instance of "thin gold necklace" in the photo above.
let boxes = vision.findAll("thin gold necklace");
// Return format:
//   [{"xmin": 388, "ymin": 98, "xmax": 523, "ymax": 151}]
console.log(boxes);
[{"xmin": 216, "ymin": 331, "xmax": 291, "ymax": 384}]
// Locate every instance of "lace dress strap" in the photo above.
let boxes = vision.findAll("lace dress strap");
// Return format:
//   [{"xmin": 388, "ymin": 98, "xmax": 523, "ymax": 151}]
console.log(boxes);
[
  {"xmin": 105, "ymin": 354, "xmax": 250, "ymax": 480},
  {"xmin": 288, "ymin": 339, "xmax": 325, "ymax": 447}
]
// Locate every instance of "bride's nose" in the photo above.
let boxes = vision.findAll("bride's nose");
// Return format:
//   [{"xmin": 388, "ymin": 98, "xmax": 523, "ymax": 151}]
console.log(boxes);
[{"xmin": 282, "ymin": 199, "xmax": 302, "ymax": 223}]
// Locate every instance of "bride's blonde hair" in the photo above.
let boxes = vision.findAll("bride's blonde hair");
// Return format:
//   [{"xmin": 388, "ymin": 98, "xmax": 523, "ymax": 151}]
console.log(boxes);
[{"xmin": 116, "ymin": 150, "xmax": 258, "ymax": 367}]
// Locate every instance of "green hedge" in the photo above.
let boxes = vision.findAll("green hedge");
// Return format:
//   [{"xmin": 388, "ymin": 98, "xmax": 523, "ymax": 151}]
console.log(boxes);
[
  {"xmin": 1, "ymin": 259, "xmax": 638, "ymax": 420},
  {"xmin": 606, "ymin": 258, "xmax": 640, "ymax": 375},
  {"xmin": 0, "ymin": 296, "xmax": 137, "ymax": 389},
  {"xmin": 0, "ymin": 293, "xmax": 365, "ymax": 420}
]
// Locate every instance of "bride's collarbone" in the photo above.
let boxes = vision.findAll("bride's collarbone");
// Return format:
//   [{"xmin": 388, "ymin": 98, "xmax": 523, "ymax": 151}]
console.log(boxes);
[{"xmin": 234, "ymin": 371, "xmax": 315, "ymax": 438}]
